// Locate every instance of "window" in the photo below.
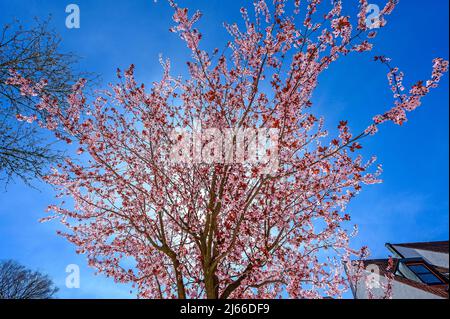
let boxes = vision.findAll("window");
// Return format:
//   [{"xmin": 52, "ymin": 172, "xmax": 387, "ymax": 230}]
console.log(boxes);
[{"xmin": 407, "ymin": 263, "xmax": 444, "ymax": 285}]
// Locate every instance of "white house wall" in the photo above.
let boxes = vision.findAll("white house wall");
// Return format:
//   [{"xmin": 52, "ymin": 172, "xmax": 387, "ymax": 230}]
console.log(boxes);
[
  {"xmin": 354, "ymin": 274, "xmax": 444, "ymax": 299},
  {"xmin": 391, "ymin": 245, "xmax": 449, "ymax": 269},
  {"xmin": 413, "ymin": 249, "xmax": 449, "ymax": 269}
]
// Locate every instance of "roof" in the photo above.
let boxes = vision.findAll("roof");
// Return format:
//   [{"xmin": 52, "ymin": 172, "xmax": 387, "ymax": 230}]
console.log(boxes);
[
  {"xmin": 434, "ymin": 266, "xmax": 450, "ymax": 275},
  {"xmin": 360, "ymin": 258, "xmax": 448, "ymax": 299},
  {"xmin": 390, "ymin": 241, "xmax": 449, "ymax": 254}
]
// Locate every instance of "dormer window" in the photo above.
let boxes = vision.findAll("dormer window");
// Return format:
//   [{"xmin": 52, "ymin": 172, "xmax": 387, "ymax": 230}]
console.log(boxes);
[{"xmin": 407, "ymin": 263, "xmax": 444, "ymax": 285}]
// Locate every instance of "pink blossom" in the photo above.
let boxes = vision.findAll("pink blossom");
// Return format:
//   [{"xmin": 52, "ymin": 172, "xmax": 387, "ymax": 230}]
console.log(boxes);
[{"xmin": 4, "ymin": 0, "xmax": 447, "ymax": 299}]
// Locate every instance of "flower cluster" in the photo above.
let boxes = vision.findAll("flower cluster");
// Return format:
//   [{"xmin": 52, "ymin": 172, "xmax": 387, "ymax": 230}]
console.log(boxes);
[{"xmin": 373, "ymin": 57, "xmax": 448, "ymax": 126}]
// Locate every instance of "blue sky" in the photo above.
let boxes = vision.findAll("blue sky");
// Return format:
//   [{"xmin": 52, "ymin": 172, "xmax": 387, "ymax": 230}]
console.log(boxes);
[{"xmin": 0, "ymin": 0, "xmax": 448, "ymax": 298}]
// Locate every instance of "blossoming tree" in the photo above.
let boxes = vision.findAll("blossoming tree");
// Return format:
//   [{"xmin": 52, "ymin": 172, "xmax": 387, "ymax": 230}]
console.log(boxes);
[{"xmin": 5, "ymin": 0, "xmax": 448, "ymax": 298}]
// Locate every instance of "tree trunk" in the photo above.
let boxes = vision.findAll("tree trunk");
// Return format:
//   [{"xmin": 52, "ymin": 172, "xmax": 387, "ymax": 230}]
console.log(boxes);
[{"xmin": 204, "ymin": 271, "xmax": 219, "ymax": 299}]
